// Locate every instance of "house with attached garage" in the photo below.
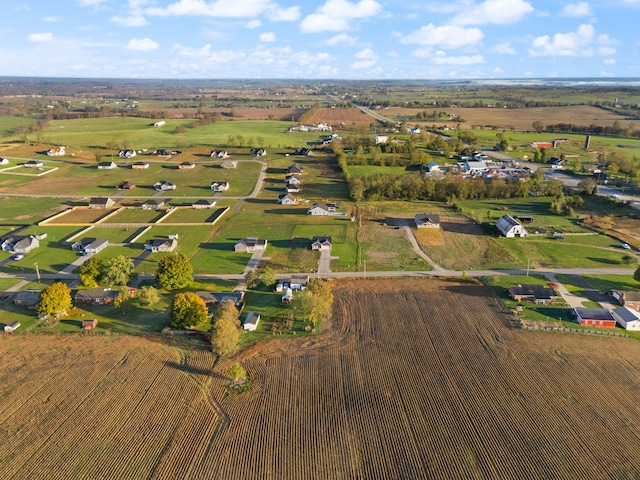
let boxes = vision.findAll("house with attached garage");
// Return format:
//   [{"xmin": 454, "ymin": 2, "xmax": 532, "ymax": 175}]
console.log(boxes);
[
  {"xmin": 144, "ymin": 238, "xmax": 177, "ymax": 252},
  {"xmin": 24, "ymin": 160, "xmax": 43, "ymax": 168},
  {"xmin": 2, "ymin": 235, "xmax": 39, "ymax": 254},
  {"xmin": 285, "ymin": 174, "xmax": 301, "ymax": 185},
  {"xmin": 97, "ymin": 161, "xmax": 117, "ymax": 169},
  {"xmin": 211, "ymin": 150, "xmax": 229, "ymax": 158},
  {"xmin": 211, "ymin": 181, "xmax": 230, "ymax": 192},
  {"xmin": 414, "ymin": 213, "xmax": 440, "ymax": 229},
  {"xmin": 178, "ymin": 161, "xmax": 196, "ymax": 170},
  {"xmin": 572, "ymin": 307, "xmax": 616, "ymax": 328},
  {"xmin": 132, "ymin": 161, "xmax": 150, "ymax": 169},
  {"xmin": 71, "ymin": 237, "xmax": 108, "ymax": 255},
  {"xmin": 234, "ymin": 237, "xmax": 267, "ymax": 253},
  {"xmin": 196, "ymin": 291, "xmax": 245, "ymax": 308},
  {"xmin": 496, "ymin": 215, "xmax": 528, "ymax": 238},
  {"xmin": 612, "ymin": 307, "xmax": 640, "ymax": 331},
  {"xmin": 311, "ymin": 236, "xmax": 332, "ymax": 251},
  {"xmin": 278, "ymin": 193, "xmax": 298, "ymax": 205},
  {"xmin": 307, "ymin": 203, "xmax": 337, "ymax": 215},
  {"xmin": 75, "ymin": 288, "xmax": 127, "ymax": 305},
  {"xmin": 142, "ymin": 199, "xmax": 165, "ymax": 210},
  {"xmin": 192, "ymin": 199, "xmax": 217, "ymax": 209},
  {"xmin": 287, "ymin": 163, "xmax": 304, "ymax": 175},
  {"xmin": 612, "ymin": 290, "xmax": 640, "ymax": 312},
  {"xmin": 221, "ymin": 160, "xmax": 238, "ymax": 169},
  {"xmin": 508, "ymin": 284, "xmax": 559, "ymax": 304},
  {"xmin": 285, "ymin": 183, "xmax": 300, "ymax": 193},
  {"xmin": 47, "ymin": 146, "xmax": 65, "ymax": 156},
  {"xmin": 89, "ymin": 197, "xmax": 115, "ymax": 209},
  {"xmin": 119, "ymin": 149, "xmax": 136, "ymax": 158},
  {"xmin": 13, "ymin": 290, "xmax": 41, "ymax": 308},
  {"xmin": 250, "ymin": 148, "xmax": 266, "ymax": 157}
]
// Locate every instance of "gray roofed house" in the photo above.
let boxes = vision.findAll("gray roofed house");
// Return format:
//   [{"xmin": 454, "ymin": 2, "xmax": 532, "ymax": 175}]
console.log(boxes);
[
  {"xmin": 97, "ymin": 161, "xmax": 117, "ymax": 169},
  {"xmin": 612, "ymin": 307, "xmax": 640, "ymax": 330},
  {"xmin": 192, "ymin": 199, "xmax": 217, "ymax": 209},
  {"xmin": 311, "ymin": 236, "xmax": 332, "ymax": 251},
  {"xmin": 496, "ymin": 215, "xmax": 528, "ymax": 238},
  {"xmin": 508, "ymin": 284, "xmax": 558, "ymax": 304},
  {"xmin": 278, "ymin": 193, "xmax": 298, "ymax": 205},
  {"xmin": 307, "ymin": 203, "xmax": 332, "ymax": 215},
  {"xmin": 197, "ymin": 290, "xmax": 245, "ymax": 307},
  {"xmin": 13, "ymin": 290, "xmax": 41, "ymax": 308},
  {"xmin": 71, "ymin": 237, "xmax": 108, "ymax": 255},
  {"xmin": 234, "ymin": 237, "xmax": 267, "ymax": 253},
  {"xmin": 414, "ymin": 213, "xmax": 441, "ymax": 229},
  {"xmin": 1, "ymin": 235, "xmax": 39, "ymax": 254},
  {"xmin": 75, "ymin": 288, "xmax": 120, "ymax": 305},
  {"xmin": 142, "ymin": 199, "xmax": 165, "ymax": 210},
  {"xmin": 243, "ymin": 311, "xmax": 260, "ymax": 331},
  {"xmin": 211, "ymin": 181, "xmax": 230, "ymax": 191},
  {"xmin": 89, "ymin": 197, "xmax": 115, "ymax": 209},
  {"xmin": 145, "ymin": 238, "xmax": 177, "ymax": 252}
]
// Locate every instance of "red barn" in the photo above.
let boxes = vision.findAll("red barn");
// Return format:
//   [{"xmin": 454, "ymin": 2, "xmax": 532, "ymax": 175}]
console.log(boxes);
[
  {"xmin": 572, "ymin": 308, "xmax": 616, "ymax": 328},
  {"xmin": 82, "ymin": 319, "xmax": 98, "ymax": 330}
]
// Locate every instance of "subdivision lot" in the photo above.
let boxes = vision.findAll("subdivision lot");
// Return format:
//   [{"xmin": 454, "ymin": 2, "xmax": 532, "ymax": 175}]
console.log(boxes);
[
  {"xmin": 47, "ymin": 208, "xmax": 117, "ymax": 225},
  {"xmin": 102, "ymin": 208, "xmax": 164, "ymax": 224},
  {"xmin": 5, "ymin": 279, "xmax": 640, "ymax": 478}
]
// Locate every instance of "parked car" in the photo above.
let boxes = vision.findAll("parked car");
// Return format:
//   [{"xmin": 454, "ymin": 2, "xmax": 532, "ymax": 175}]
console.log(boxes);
[
  {"xmin": 12, "ymin": 254, "xmax": 24, "ymax": 260},
  {"xmin": 621, "ymin": 243, "xmax": 631, "ymax": 250}
]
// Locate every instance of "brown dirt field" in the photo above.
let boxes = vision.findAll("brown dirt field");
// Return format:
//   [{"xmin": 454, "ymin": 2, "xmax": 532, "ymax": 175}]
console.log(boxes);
[
  {"xmin": 5, "ymin": 278, "xmax": 640, "ymax": 478},
  {"xmin": 145, "ymin": 106, "xmax": 301, "ymax": 121},
  {"xmin": 611, "ymin": 216, "xmax": 640, "ymax": 249},
  {"xmin": 47, "ymin": 208, "xmax": 116, "ymax": 224},
  {"xmin": 308, "ymin": 107, "xmax": 374, "ymax": 127},
  {"xmin": 387, "ymin": 105, "xmax": 640, "ymax": 131},
  {"xmin": 413, "ymin": 227, "xmax": 445, "ymax": 245}
]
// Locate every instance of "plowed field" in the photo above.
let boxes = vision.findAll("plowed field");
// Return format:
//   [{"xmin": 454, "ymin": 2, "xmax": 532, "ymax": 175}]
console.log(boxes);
[{"xmin": 3, "ymin": 279, "xmax": 640, "ymax": 479}]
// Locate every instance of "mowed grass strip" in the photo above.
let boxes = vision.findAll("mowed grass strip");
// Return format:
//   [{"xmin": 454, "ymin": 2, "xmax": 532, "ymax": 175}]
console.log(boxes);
[
  {"xmin": 161, "ymin": 207, "xmax": 224, "ymax": 223},
  {"xmin": 0, "ymin": 196, "xmax": 70, "ymax": 224}
]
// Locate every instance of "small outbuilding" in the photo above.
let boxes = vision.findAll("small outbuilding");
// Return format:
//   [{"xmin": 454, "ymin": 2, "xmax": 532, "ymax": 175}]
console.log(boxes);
[
  {"xmin": 612, "ymin": 307, "xmax": 640, "ymax": 331},
  {"xmin": 572, "ymin": 308, "xmax": 616, "ymax": 328},
  {"xmin": 82, "ymin": 319, "xmax": 98, "ymax": 330},
  {"xmin": 496, "ymin": 215, "xmax": 528, "ymax": 238},
  {"xmin": 4, "ymin": 321, "xmax": 20, "ymax": 333},
  {"xmin": 243, "ymin": 311, "xmax": 260, "ymax": 331}
]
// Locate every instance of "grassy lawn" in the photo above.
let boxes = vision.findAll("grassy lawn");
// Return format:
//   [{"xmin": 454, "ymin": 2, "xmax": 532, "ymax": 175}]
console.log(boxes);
[
  {"xmin": 0, "ymin": 277, "xmax": 22, "ymax": 291},
  {"xmin": 0, "ymin": 196, "xmax": 70, "ymax": 225},
  {"xmin": 347, "ymin": 165, "xmax": 412, "ymax": 178},
  {"xmin": 572, "ymin": 274, "xmax": 639, "ymax": 295},
  {"xmin": 161, "ymin": 207, "xmax": 225, "ymax": 223},
  {"xmin": 103, "ymin": 208, "xmax": 165, "ymax": 224},
  {"xmin": 87, "ymin": 226, "xmax": 147, "ymax": 243}
]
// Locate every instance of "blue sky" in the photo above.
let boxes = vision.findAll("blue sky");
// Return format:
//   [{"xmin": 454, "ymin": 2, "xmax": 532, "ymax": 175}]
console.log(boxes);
[{"xmin": 1, "ymin": 0, "xmax": 638, "ymax": 79}]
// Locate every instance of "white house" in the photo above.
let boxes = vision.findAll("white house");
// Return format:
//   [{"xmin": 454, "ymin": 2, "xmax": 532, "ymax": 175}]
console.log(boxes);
[
  {"xmin": 153, "ymin": 120, "xmax": 166, "ymax": 127},
  {"xmin": 243, "ymin": 311, "xmax": 260, "ymax": 331},
  {"xmin": 0, "ymin": 157, "xmax": 10, "ymax": 165},
  {"xmin": 97, "ymin": 161, "xmax": 117, "ymax": 169},
  {"xmin": 47, "ymin": 146, "xmax": 65, "ymax": 156},
  {"xmin": 496, "ymin": 215, "xmax": 528, "ymax": 238},
  {"xmin": 374, "ymin": 135, "xmax": 389, "ymax": 144},
  {"xmin": 461, "ymin": 160, "xmax": 488, "ymax": 175},
  {"xmin": 278, "ymin": 193, "xmax": 298, "ymax": 205},
  {"xmin": 307, "ymin": 203, "xmax": 334, "ymax": 216},
  {"xmin": 119, "ymin": 149, "xmax": 136, "ymax": 158},
  {"xmin": 211, "ymin": 181, "xmax": 230, "ymax": 192},
  {"xmin": 612, "ymin": 307, "xmax": 640, "ymax": 331}
]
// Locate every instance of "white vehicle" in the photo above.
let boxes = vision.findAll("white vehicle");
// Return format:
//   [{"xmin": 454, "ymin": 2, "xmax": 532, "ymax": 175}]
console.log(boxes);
[
  {"xmin": 13, "ymin": 254, "xmax": 24, "ymax": 260},
  {"xmin": 621, "ymin": 243, "xmax": 631, "ymax": 250}
]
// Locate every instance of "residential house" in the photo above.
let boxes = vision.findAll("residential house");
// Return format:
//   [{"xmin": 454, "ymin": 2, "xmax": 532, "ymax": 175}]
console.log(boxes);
[
  {"xmin": 211, "ymin": 181, "xmax": 230, "ymax": 192},
  {"xmin": 1, "ymin": 235, "xmax": 39, "ymax": 254},
  {"xmin": 196, "ymin": 291, "xmax": 245, "ymax": 308},
  {"xmin": 508, "ymin": 284, "xmax": 559, "ymax": 304},
  {"xmin": 572, "ymin": 308, "xmax": 616, "ymax": 328},
  {"xmin": 47, "ymin": 146, "xmax": 65, "ymax": 156},
  {"xmin": 82, "ymin": 319, "xmax": 98, "ymax": 329},
  {"xmin": 612, "ymin": 290, "xmax": 640, "ymax": 312},
  {"xmin": 250, "ymin": 148, "xmax": 266, "ymax": 157},
  {"xmin": 414, "ymin": 213, "xmax": 441, "ymax": 229},
  {"xmin": 71, "ymin": 237, "xmax": 108, "ymax": 255},
  {"xmin": 374, "ymin": 135, "xmax": 389, "ymax": 144},
  {"xmin": 4, "ymin": 321, "xmax": 20, "ymax": 333},
  {"xmin": 278, "ymin": 193, "xmax": 298, "ymax": 205},
  {"xmin": 285, "ymin": 174, "xmax": 301, "ymax": 185},
  {"xmin": 221, "ymin": 160, "xmax": 238, "ymax": 169},
  {"xmin": 293, "ymin": 148, "xmax": 312, "ymax": 156},
  {"xmin": 548, "ymin": 157, "xmax": 567, "ymax": 170},
  {"xmin": 496, "ymin": 215, "xmax": 528, "ymax": 238},
  {"xmin": 24, "ymin": 160, "xmax": 43, "ymax": 168},
  {"xmin": 286, "ymin": 183, "xmax": 300, "ymax": 193},
  {"xmin": 282, "ymin": 287, "xmax": 293, "ymax": 304},
  {"xmin": 145, "ymin": 238, "xmax": 177, "ymax": 252},
  {"xmin": 192, "ymin": 199, "xmax": 217, "ymax": 209},
  {"xmin": 461, "ymin": 160, "xmax": 488, "ymax": 175},
  {"xmin": 89, "ymin": 197, "xmax": 115, "ymax": 209},
  {"xmin": 75, "ymin": 288, "xmax": 121, "ymax": 305},
  {"xmin": 307, "ymin": 203, "xmax": 335, "ymax": 216},
  {"xmin": 210, "ymin": 150, "xmax": 229, "ymax": 158},
  {"xmin": 234, "ymin": 237, "xmax": 267, "ymax": 253},
  {"xmin": 142, "ymin": 199, "xmax": 165, "ymax": 210},
  {"xmin": 119, "ymin": 149, "xmax": 137, "ymax": 158},
  {"xmin": 154, "ymin": 180, "xmax": 175, "ymax": 191},
  {"xmin": 178, "ymin": 162, "xmax": 196, "ymax": 170},
  {"xmin": 132, "ymin": 161, "xmax": 150, "ymax": 169},
  {"xmin": 612, "ymin": 307, "xmax": 640, "ymax": 331},
  {"xmin": 153, "ymin": 120, "xmax": 166, "ymax": 127},
  {"xmin": 311, "ymin": 236, "xmax": 332, "ymax": 251},
  {"xmin": 116, "ymin": 181, "xmax": 135, "ymax": 190},
  {"xmin": 97, "ymin": 161, "xmax": 117, "ymax": 169},
  {"xmin": 426, "ymin": 161, "xmax": 440, "ymax": 172},
  {"xmin": 13, "ymin": 290, "xmax": 41, "ymax": 308},
  {"xmin": 0, "ymin": 157, "xmax": 9, "ymax": 165},
  {"xmin": 243, "ymin": 311, "xmax": 260, "ymax": 331},
  {"xmin": 287, "ymin": 164, "xmax": 304, "ymax": 175},
  {"xmin": 289, "ymin": 274, "xmax": 310, "ymax": 290}
]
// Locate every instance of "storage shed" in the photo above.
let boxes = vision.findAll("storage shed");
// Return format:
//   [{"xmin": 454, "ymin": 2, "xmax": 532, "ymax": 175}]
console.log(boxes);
[{"xmin": 243, "ymin": 311, "xmax": 260, "ymax": 331}]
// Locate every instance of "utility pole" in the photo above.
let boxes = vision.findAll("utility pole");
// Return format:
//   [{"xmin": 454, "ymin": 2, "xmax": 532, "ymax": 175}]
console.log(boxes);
[
  {"xmin": 34, "ymin": 262, "xmax": 41, "ymax": 282},
  {"xmin": 526, "ymin": 258, "xmax": 530, "ymax": 277}
]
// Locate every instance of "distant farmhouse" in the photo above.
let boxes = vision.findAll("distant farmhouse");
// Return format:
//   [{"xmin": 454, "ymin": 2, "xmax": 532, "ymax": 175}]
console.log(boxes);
[
  {"xmin": 89, "ymin": 197, "xmax": 115, "ymax": 209},
  {"xmin": 119, "ymin": 149, "xmax": 136, "ymax": 158},
  {"xmin": 145, "ymin": 239, "xmax": 177, "ymax": 252},
  {"xmin": 234, "ymin": 237, "xmax": 267, "ymax": 253},
  {"xmin": 496, "ymin": 215, "xmax": 528, "ymax": 238},
  {"xmin": 509, "ymin": 284, "xmax": 558, "ymax": 304},
  {"xmin": 414, "ymin": 213, "xmax": 440, "ymax": 229},
  {"xmin": 211, "ymin": 181, "xmax": 230, "ymax": 192},
  {"xmin": 47, "ymin": 146, "xmax": 65, "ymax": 156}
]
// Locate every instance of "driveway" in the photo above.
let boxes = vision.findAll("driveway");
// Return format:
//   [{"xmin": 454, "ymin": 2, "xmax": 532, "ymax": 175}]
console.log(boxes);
[{"xmin": 318, "ymin": 249, "xmax": 337, "ymax": 274}]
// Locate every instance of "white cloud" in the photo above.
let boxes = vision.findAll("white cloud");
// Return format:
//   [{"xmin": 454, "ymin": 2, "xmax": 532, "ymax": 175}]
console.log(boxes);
[
  {"xmin": 300, "ymin": 0, "xmax": 382, "ymax": 33},
  {"xmin": 529, "ymin": 24, "xmax": 616, "ymax": 57},
  {"xmin": 350, "ymin": 47, "xmax": 379, "ymax": 69},
  {"xmin": 401, "ymin": 24, "xmax": 484, "ymax": 48},
  {"xmin": 560, "ymin": 2, "xmax": 593, "ymax": 17},
  {"xmin": 259, "ymin": 32, "xmax": 276, "ymax": 42},
  {"xmin": 146, "ymin": 0, "xmax": 285, "ymax": 19},
  {"xmin": 28, "ymin": 32, "xmax": 54, "ymax": 43},
  {"xmin": 42, "ymin": 16, "xmax": 62, "ymax": 23},
  {"xmin": 431, "ymin": 51, "xmax": 485, "ymax": 65},
  {"xmin": 493, "ymin": 42, "xmax": 515, "ymax": 54},
  {"xmin": 324, "ymin": 33, "xmax": 358, "ymax": 45},
  {"xmin": 111, "ymin": 16, "xmax": 149, "ymax": 26},
  {"xmin": 171, "ymin": 43, "xmax": 212, "ymax": 57},
  {"xmin": 603, "ymin": 58, "xmax": 616, "ymax": 65},
  {"xmin": 126, "ymin": 37, "xmax": 159, "ymax": 51},
  {"xmin": 245, "ymin": 19, "xmax": 262, "ymax": 28},
  {"xmin": 266, "ymin": 5, "xmax": 300, "ymax": 21},
  {"xmin": 453, "ymin": 0, "xmax": 534, "ymax": 26},
  {"xmin": 493, "ymin": 66, "xmax": 504, "ymax": 74},
  {"xmin": 76, "ymin": 0, "xmax": 108, "ymax": 7}
]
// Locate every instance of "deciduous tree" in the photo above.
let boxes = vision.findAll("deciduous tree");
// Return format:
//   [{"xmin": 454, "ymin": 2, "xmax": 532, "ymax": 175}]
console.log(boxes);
[
  {"xmin": 156, "ymin": 253, "xmax": 193, "ymax": 290},
  {"xmin": 37, "ymin": 282, "xmax": 72, "ymax": 317},
  {"xmin": 170, "ymin": 292, "xmax": 208, "ymax": 330},
  {"xmin": 634, "ymin": 265, "xmax": 640, "ymax": 284},
  {"xmin": 210, "ymin": 300, "xmax": 242, "ymax": 355},
  {"xmin": 79, "ymin": 256, "xmax": 103, "ymax": 287},
  {"xmin": 101, "ymin": 255, "xmax": 134, "ymax": 286},
  {"xmin": 136, "ymin": 285, "xmax": 160, "ymax": 307},
  {"xmin": 261, "ymin": 267, "xmax": 276, "ymax": 287}
]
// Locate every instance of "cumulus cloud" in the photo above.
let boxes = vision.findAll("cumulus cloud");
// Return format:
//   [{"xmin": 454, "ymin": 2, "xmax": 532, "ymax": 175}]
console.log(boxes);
[
  {"xmin": 111, "ymin": 16, "xmax": 149, "ymax": 26},
  {"xmin": 28, "ymin": 32, "xmax": 54, "ymax": 42},
  {"xmin": 603, "ymin": 58, "xmax": 616, "ymax": 65},
  {"xmin": 300, "ymin": 0, "xmax": 382, "ymax": 33},
  {"xmin": 42, "ymin": 16, "xmax": 62, "ymax": 23},
  {"xmin": 493, "ymin": 42, "xmax": 516, "ymax": 54},
  {"xmin": 76, "ymin": 0, "xmax": 108, "ymax": 7},
  {"xmin": 324, "ymin": 33, "xmax": 358, "ymax": 45},
  {"xmin": 171, "ymin": 43, "xmax": 212, "ymax": 57},
  {"xmin": 259, "ymin": 32, "xmax": 276, "ymax": 42},
  {"xmin": 146, "ymin": 0, "xmax": 295, "ymax": 19},
  {"xmin": 430, "ymin": 51, "xmax": 485, "ymax": 65},
  {"xmin": 401, "ymin": 24, "xmax": 484, "ymax": 48},
  {"xmin": 453, "ymin": 0, "xmax": 534, "ymax": 26},
  {"xmin": 126, "ymin": 37, "xmax": 159, "ymax": 51},
  {"xmin": 560, "ymin": 2, "xmax": 593, "ymax": 17},
  {"xmin": 529, "ymin": 24, "xmax": 616, "ymax": 57},
  {"xmin": 350, "ymin": 47, "xmax": 379, "ymax": 69},
  {"xmin": 245, "ymin": 19, "xmax": 262, "ymax": 28}
]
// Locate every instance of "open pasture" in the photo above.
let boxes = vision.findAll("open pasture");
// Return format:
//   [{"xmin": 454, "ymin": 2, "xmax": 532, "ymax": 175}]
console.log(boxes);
[
  {"xmin": 0, "ymin": 196, "xmax": 69, "ymax": 225},
  {"xmin": 47, "ymin": 207, "xmax": 117, "ymax": 225},
  {"xmin": 102, "ymin": 208, "xmax": 164, "ymax": 225},
  {"xmin": 6, "ymin": 279, "xmax": 640, "ymax": 478},
  {"xmin": 162, "ymin": 207, "xmax": 225, "ymax": 224}
]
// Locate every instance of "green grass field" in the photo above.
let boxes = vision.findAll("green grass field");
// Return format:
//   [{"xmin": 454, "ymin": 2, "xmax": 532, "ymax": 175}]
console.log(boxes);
[{"xmin": 103, "ymin": 208, "xmax": 165, "ymax": 224}]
